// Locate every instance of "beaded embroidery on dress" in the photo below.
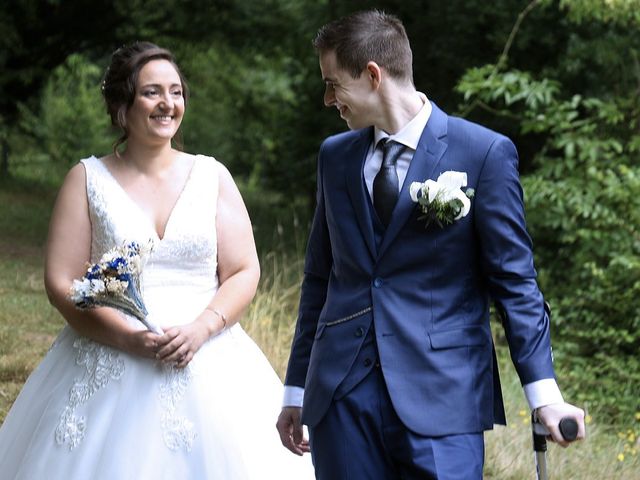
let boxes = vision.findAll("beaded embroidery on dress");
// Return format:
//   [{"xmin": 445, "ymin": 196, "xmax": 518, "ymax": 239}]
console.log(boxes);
[{"xmin": 0, "ymin": 155, "xmax": 314, "ymax": 479}]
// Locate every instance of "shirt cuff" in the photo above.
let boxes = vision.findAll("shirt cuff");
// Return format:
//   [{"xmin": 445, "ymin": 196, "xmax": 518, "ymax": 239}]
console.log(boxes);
[
  {"xmin": 283, "ymin": 385, "xmax": 304, "ymax": 408},
  {"xmin": 523, "ymin": 378, "xmax": 564, "ymax": 410}
]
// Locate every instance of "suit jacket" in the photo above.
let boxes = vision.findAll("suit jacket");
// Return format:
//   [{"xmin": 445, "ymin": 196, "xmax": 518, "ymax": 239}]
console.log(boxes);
[{"xmin": 284, "ymin": 103, "xmax": 556, "ymax": 437}]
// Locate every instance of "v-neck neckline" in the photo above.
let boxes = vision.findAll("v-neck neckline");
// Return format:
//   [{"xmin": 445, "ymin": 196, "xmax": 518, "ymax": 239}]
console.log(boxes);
[{"xmin": 94, "ymin": 155, "xmax": 199, "ymax": 241}]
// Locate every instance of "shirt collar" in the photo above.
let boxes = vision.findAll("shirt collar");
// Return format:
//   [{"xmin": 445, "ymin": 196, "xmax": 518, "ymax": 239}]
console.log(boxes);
[{"xmin": 374, "ymin": 92, "xmax": 431, "ymax": 150}]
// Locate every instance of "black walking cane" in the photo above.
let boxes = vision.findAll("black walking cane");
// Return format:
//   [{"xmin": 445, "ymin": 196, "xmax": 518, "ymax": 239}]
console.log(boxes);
[
  {"xmin": 530, "ymin": 300, "xmax": 579, "ymax": 479},
  {"xmin": 532, "ymin": 413, "xmax": 578, "ymax": 480},
  {"xmin": 495, "ymin": 301, "xmax": 579, "ymax": 479}
]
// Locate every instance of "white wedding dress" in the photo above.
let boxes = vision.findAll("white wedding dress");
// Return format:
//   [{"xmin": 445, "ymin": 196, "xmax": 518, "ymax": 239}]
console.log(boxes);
[{"xmin": 0, "ymin": 155, "xmax": 314, "ymax": 479}]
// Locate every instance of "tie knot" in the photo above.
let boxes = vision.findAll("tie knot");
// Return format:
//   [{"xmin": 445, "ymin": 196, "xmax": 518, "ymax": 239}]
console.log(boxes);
[{"xmin": 379, "ymin": 139, "xmax": 405, "ymax": 167}]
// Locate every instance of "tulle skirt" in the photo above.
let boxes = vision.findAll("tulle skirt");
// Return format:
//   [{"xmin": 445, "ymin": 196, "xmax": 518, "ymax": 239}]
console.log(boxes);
[{"xmin": 0, "ymin": 324, "xmax": 314, "ymax": 479}]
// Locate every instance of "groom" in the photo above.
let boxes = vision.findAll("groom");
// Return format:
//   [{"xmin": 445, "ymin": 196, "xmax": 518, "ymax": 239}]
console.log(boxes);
[{"xmin": 277, "ymin": 10, "xmax": 585, "ymax": 479}]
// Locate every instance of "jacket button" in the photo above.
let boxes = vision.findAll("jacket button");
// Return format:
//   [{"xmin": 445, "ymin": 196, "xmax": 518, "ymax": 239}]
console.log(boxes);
[
  {"xmin": 373, "ymin": 278, "xmax": 383, "ymax": 288},
  {"xmin": 355, "ymin": 326, "xmax": 365, "ymax": 337},
  {"xmin": 364, "ymin": 358, "xmax": 372, "ymax": 367}
]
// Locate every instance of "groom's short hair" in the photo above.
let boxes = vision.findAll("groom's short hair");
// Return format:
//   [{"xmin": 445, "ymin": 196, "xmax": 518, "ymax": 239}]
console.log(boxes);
[{"xmin": 313, "ymin": 10, "xmax": 413, "ymax": 84}]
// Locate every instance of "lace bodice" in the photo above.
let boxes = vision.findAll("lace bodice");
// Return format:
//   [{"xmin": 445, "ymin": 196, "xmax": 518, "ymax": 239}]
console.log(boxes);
[{"xmin": 81, "ymin": 155, "xmax": 220, "ymax": 329}]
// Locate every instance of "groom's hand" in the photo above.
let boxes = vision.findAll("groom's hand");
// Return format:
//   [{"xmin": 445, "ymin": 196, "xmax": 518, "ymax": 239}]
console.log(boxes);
[
  {"xmin": 276, "ymin": 407, "xmax": 310, "ymax": 456},
  {"xmin": 536, "ymin": 402, "xmax": 586, "ymax": 447}
]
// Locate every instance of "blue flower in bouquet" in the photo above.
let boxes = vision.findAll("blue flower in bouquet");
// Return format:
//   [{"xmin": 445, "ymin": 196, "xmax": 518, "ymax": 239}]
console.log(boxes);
[
  {"xmin": 86, "ymin": 264, "xmax": 102, "ymax": 280},
  {"xmin": 107, "ymin": 257, "xmax": 127, "ymax": 272},
  {"xmin": 69, "ymin": 241, "xmax": 162, "ymax": 334}
]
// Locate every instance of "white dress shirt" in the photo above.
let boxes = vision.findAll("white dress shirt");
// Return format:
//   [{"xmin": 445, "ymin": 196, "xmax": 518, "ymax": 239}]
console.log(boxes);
[{"xmin": 283, "ymin": 93, "xmax": 563, "ymax": 411}]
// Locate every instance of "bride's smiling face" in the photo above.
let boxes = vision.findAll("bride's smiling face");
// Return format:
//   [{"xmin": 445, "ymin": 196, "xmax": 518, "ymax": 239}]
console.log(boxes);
[{"xmin": 126, "ymin": 59, "xmax": 185, "ymax": 144}]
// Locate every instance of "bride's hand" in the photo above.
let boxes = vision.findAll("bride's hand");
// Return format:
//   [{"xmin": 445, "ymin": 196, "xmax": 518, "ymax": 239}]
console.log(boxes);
[
  {"xmin": 155, "ymin": 321, "xmax": 210, "ymax": 368},
  {"xmin": 124, "ymin": 330, "xmax": 163, "ymax": 359}
]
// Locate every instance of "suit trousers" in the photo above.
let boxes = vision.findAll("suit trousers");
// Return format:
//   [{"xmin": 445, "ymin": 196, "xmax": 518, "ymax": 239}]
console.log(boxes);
[{"xmin": 308, "ymin": 364, "xmax": 485, "ymax": 480}]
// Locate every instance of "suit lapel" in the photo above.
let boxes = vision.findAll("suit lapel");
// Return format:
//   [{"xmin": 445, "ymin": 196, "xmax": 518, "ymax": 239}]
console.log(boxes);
[
  {"xmin": 378, "ymin": 103, "xmax": 449, "ymax": 258},
  {"xmin": 345, "ymin": 127, "xmax": 377, "ymax": 259}
]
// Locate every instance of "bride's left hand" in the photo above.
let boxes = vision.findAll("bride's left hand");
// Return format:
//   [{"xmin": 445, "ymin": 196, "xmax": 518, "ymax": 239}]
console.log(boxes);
[{"xmin": 155, "ymin": 321, "xmax": 210, "ymax": 368}]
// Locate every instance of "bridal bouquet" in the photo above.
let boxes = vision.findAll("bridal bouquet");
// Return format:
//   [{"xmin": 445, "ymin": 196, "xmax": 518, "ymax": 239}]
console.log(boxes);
[
  {"xmin": 409, "ymin": 171, "xmax": 475, "ymax": 228},
  {"xmin": 69, "ymin": 241, "xmax": 163, "ymax": 334}
]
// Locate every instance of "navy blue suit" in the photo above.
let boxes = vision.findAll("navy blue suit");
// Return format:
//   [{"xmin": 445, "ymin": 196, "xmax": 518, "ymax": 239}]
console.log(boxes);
[{"xmin": 284, "ymin": 103, "xmax": 555, "ymax": 476}]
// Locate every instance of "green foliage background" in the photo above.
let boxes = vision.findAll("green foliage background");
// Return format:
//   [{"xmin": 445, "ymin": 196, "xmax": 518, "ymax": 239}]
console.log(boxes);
[
  {"xmin": 1, "ymin": 0, "xmax": 639, "ymax": 425},
  {"xmin": 456, "ymin": 0, "xmax": 640, "ymax": 421}
]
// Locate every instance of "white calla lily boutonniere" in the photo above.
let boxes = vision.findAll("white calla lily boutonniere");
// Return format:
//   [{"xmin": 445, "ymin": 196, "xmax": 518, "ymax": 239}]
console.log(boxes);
[{"xmin": 409, "ymin": 171, "xmax": 475, "ymax": 228}]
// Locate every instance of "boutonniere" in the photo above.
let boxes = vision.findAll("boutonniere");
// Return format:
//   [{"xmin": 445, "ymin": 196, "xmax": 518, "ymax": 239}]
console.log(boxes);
[{"xmin": 409, "ymin": 171, "xmax": 475, "ymax": 228}]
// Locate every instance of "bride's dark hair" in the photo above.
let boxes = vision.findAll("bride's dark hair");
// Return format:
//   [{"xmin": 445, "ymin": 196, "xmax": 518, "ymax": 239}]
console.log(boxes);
[{"xmin": 101, "ymin": 41, "xmax": 190, "ymax": 155}]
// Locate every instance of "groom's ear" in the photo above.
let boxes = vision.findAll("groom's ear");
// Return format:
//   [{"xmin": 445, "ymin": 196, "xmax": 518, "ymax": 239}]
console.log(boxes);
[{"xmin": 365, "ymin": 61, "xmax": 382, "ymax": 89}]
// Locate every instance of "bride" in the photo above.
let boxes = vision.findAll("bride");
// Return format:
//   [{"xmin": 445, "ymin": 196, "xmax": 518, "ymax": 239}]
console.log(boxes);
[{"xmin": 0, "ymin": 42, "xmax": 314, "ymax": 479}]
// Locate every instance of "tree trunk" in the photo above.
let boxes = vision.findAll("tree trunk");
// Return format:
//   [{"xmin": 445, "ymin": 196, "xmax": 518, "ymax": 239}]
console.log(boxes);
[
  {"xmin": 0, "ymin": 138, "xmax": 8, "ymax": 178},
  {"xmin": 328, "ymin": 0, "xmax": 336, "ymax": 19}
]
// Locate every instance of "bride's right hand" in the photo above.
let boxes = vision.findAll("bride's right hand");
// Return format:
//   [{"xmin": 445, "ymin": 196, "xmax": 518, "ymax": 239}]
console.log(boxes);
[{"xmin": 124, "ymin": 329, "xmax": 163, "ymax": 359}]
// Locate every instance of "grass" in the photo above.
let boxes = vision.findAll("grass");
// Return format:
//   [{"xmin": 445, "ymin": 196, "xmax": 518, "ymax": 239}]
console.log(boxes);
[
  {"xmin": 483, "ymin": 356, "xmax": 640, "ymax": 479},
  {"xmin": 1, "ymin": 173, "xmax": 639, "ymax": 478}
]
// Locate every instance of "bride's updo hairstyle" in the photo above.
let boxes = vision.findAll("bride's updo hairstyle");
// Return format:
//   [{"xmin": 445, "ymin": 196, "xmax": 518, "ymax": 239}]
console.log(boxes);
[{"xmin": 101, "ymin": 41, "xmax": 190, "ymax": 155}]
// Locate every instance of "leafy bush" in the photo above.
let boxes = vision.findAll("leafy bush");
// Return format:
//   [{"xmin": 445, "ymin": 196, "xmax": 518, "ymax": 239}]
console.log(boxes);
[
  {"xmin": 15, "ymin": 54, "xmax": 112, "ymax": 169},
  {"xmin": 457, "ymin": 1, "xmax": 640, "ymax": 422},
  {"xmin": 179, "ymin": 41, "xmax": 317, "ymax": 197}
]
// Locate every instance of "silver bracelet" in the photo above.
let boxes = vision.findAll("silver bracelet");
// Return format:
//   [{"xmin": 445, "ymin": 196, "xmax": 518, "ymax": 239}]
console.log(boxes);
[{"xmin": 209, "ymin": 308, "xmax": 227, "ymax": 331}]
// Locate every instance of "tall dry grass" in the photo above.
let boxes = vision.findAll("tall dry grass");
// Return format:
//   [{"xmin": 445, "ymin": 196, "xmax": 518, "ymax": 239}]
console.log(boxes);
[{"xmin": 243, "ymin": 250, "xmax": 305, "ymax": 376}]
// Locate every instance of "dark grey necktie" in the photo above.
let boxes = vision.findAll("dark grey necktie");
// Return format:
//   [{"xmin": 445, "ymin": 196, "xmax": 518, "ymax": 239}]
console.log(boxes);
[{"xmin": 373, "ymin": 139, "xmax": 405, "ymax": 227}]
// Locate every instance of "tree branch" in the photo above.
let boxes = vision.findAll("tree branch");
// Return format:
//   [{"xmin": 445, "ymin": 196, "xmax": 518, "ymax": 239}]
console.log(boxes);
[
  {"xmin": 498, "ymin": 0, "xmax": 545, "ymax": 68},
  {"xmin": 460, "ymin": 0, "xmax": 544, "ymax": 118}
]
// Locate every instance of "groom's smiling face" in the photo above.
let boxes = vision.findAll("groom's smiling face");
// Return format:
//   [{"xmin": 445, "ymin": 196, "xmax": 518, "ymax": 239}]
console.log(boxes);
[{"xmin": 319, "ymin": 50, "xmax": 378, "ymax": 130}]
